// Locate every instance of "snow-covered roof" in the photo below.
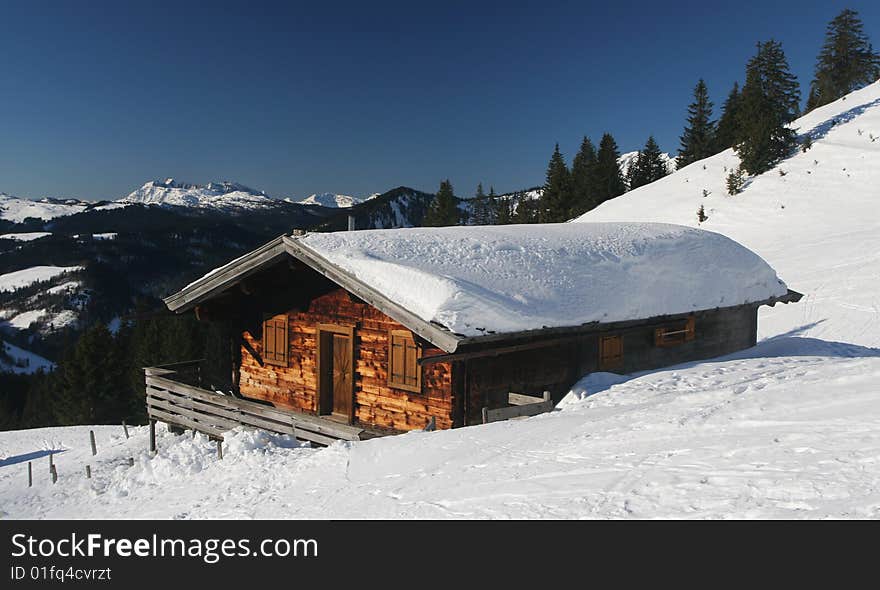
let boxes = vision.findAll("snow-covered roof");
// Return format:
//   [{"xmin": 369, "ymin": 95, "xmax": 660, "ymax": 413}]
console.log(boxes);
[
  {"xmin": 168, "ymin": 222, "xmax": 793, "ymax": 351},
  {"xmin": 297, "ymin": 223, "xmax": 789, "ymax": 339}
]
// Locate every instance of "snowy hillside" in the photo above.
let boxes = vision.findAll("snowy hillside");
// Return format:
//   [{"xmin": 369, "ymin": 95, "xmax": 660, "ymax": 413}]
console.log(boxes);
[
  {"xmin": 121, "ymin": 179, "xmax": 279, "ymax": 211},
  {"xmin": 1, "ymin": 340, "xmax": 54, "ymax": 374},
  {"xmin": 0, "ymin": 195, "xmax": 123, "ymax": 223},
  {"xmin": 575, "ymin": 80, "xmax": 880, "ymax": 348}
]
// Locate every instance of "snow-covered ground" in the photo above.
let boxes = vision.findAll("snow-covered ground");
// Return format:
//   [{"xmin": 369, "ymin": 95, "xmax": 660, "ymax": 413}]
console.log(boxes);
[
  {"xmin": 1, "ymin": 83, "xmax": 879, "ymax": 520},
  {"xmin": 1, "ymin": 340, "xmax": 54, "ymax": 374},
  {"xmin": 0, "ymin": 265, "xmax": 83, "ymax": 293},
  {"xmin": 1, "ymin": 336, "xmax": 877, "ymax": 519},
  {"xmin": 0, "ymin": 232, "xmax": 52, "ymax": 242}
]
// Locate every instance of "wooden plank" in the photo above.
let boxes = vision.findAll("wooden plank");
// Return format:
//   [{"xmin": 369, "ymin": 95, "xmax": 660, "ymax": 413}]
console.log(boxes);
[
  {"xmin": 485, "ymin": 400, "xmax": 553, "ymax": 422},
  {"xmin": 147, "ymin": 397, "xmax": 240, "ymax": 431},
  {"xmin": 147, "ymin": 392, "xmax": 295, "ymax": 435},
  {"xmin": 148, "ymin": 407, "xmax": 227, "ymax": 437},
  {"xmin": 508, "ymin": 392, "xmax": 544, "ymax": 406},
  {"xmin": 147, "ymin": 376, "xmax": 297, "ymax": 423}
]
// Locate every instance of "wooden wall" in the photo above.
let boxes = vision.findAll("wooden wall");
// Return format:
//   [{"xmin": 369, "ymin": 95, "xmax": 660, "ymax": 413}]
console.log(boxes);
[
  {"xmin": 239, "ymin": 289, "xmax": 454, "ymax": 432},
  {"xmin": 461, "ymin": 305, "xmax": 759, "ymax": 425}
]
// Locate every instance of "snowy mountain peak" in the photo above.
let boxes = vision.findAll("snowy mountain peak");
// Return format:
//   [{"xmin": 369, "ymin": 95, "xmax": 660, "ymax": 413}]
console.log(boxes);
[
  {"xmin": 618, "ymin": 150, "xmax": 675, "ymax": 177},
  {"xmin": 293, "ymin": 192, "xmax": 364, "ymax": 208},
  {"xmin": 121, "ymin": 179, "xmax": 275, "ymax": 211}
]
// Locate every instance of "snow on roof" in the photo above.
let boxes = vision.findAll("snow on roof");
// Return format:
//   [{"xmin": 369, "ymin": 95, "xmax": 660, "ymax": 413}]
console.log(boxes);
[{"xmin": 298, "ymin": 222, "xmax": 788, "ymax": 338}]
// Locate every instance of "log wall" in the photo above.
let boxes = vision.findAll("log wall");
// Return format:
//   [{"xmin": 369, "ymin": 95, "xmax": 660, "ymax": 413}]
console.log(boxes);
[{"xmin": 239, "ymin": 289, "xmax": 454, "ymax": 432}]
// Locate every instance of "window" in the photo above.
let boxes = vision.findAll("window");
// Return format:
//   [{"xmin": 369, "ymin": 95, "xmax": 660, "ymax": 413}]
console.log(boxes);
[
  {"xmin": 389, "ymin": 329, "xmax": 421, "ymax": 392},
  {"xmin": 599, "ymin": 335, "xmax": 623, "ymax": 371},
  {"xmin": 654, "ymin": 316, "xmax": 695, "ymax": 347},
  {"xmin": 262, "ymin": 314, "xmax": 289, "ymax": 367}
]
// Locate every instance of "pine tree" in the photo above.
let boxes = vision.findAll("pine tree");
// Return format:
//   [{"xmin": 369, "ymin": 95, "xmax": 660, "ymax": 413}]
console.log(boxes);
[
  {"xmin": 470, "ymin": 183, "xmax": 493, "ymax": 225},
  {"xmin": 594, "ymin": 133, "xmax": 626, "ymax": 204},
  {"xmin": 628, "ymin": 136, "xmax": 670, "ymax": 190},
  {"xmin": 807, "ymin": 9, "xmax": 880, "ymax": 111},
  {"xmin": 735, "ymin": 40, "xmax": 801, "ymax": 175},
  {"xmin": 423, "ymin": 179, "xmax": 461, "ymax": 227},
  {"xmin": 494, "ymin": 187, "xmax": 514, "ymax": 225},
  {"xmin": 512, "ymin": 191, "xmax": 539, "ymax": 223},
  {"xmin": 539, "ymin": 144, "xmax": 572, "ymax": 222},
  {"xmin": 570, "ymin": 136, "xmax": 599, "ymax": 217},
  {"xmin": 677, "ymin": 79, "xmax": 716, "ymax": 168},
  {"xmin": 714, "ymin": 82, "xmax": 742, "ymax": 152}
]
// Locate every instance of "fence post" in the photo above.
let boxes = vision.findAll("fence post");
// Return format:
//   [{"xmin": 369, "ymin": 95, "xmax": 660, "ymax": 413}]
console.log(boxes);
[
  {"xmin": 149, "ymin": 420, "xmax": 156, "ymax": 453},
  {"xmin": 49, "ymin": 452, "xmax": 53, "ymax": 473},
  {"xmin": 122, "ymin": 420, "xmax": 129, "ymax": 439},
  {"xmin": 128, "ymin": 457, "xmax": 134, "ymax": 467},
  {"xmin": 481, "ymin": 407, "xmax": 489, "ymax": 424},
  {"xmin": 216, "ymin": 440, "xmax": 223, "ymax": 460},
  {"xmin": 50, "ymin": 464, "xmax": 57, "ymax": 484},
  {"xmin": 90, "ymin": 430, "xmax": 97, "ymax": 456},
  {"xmin": 28, "ymin": 462, "xmax": 32, "ymax": 487},
  {"xmin": 85, "ymin": 465, "xmax": 91, "ymax": 479}
]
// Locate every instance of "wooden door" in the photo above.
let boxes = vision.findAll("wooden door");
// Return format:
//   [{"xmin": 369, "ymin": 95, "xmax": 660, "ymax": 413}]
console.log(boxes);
[
  {"xmin": 317, "ymin": 324, "xmax": 355, "ymax": 423},
  {"xmin": 331, "ymin": 333, "xmax": 352, "ymax": 418}
]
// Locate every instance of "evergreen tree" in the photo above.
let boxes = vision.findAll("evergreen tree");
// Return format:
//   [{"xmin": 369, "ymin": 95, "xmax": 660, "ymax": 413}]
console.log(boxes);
[
  {"xmin": 423, "ymin": 179, "xmax": 461, "ymax": 227},
  {"xmin": 807, "ymin": 9, "xmax": 880, "ymax": 111},
  {"xmin": 594, "ymin": 133, "xmax": 627, "ymax": 204},
  {"xmin": 494, "ymin": 187, "xmax": 514, "ymax": 225},
  {"xmin": 714, "ymin": 82, "xmax": 742, "ymax": 152},
  {"xmin": 628, "ymin": 136, "xmax": 670, "ymax": 190},
  {"xmin": 512, "ymin": 191, "xmax": 539, "ymax": 224},
  {"xmin": 735, "ymin": 40, "xmax": 801, "ymax": 175},
  {"xmin": 539, "ymin": 144, "xmax": 572, "ymax": 222},
  {"xmin": 677, "ymin": 79, "xmax": 716, "ymax": 168},
  {"xmin": 570, "ymin": 136, "xmax": 600, "ymax": 217},
  {"xmin": 470, "ymin": 183, "xmax": 494, "ymax": 225}
]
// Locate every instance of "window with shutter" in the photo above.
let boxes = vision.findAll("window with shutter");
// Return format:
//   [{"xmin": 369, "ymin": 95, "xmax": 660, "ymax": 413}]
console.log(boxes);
[
  {"xmin": 599, "ymin": 335, "xmax": 624, "ymax": 371},
  {"xmin": 388, "ymin": 330, "xmax": 421, "ymax": 393},
  {"xmin": 654, "ymin": 316, "xmax": 696, "ymax": 347},
  {"xmin": 262, "ymin": 314, "xmax": 289, "ymax": 367}
]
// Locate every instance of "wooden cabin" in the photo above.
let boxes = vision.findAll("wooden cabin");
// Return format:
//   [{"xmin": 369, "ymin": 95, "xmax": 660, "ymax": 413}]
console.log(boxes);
[{"xmin": 151, "ymin": 222, "xmax": 800, "ymax": 445}]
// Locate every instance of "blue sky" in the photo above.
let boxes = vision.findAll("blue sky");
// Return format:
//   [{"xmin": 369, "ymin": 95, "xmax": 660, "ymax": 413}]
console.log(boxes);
[{"xmin": 1, "ymin": 1, "xmax": 878, "ymax": 201}]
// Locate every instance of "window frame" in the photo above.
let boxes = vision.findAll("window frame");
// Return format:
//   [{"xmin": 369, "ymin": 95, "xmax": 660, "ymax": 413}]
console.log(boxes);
[
  {"xmin": 654, "ymin": 316, "xmax": 696, "ymax": 347},
  {"xmin": 388, "ymin": 329, "xmax": 422, "ymax": 393}
]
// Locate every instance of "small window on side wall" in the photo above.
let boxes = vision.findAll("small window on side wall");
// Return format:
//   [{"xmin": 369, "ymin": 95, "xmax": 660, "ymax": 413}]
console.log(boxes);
[
  {"xmin": 263, "ymin": 314, "xmax": 289, "ymax": 367},
  {"xmin": 599, "ymin": 335, "xmax": 624, "ymax": 371},
  {"xmin": 654, "ymin": 316, "xmax": 695, "ymax": 347},
  {"xmin": 389, "ymin": 330, "xmax": 421, "ymax": 393}
]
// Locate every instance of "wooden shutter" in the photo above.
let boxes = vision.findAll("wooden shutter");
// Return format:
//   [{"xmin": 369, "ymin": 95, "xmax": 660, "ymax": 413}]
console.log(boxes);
[
  {"xmin": 599, "ymin": 335, "xmax": 623, "ymax": 371},
  {"xmin": 263, "ymin": 314, "xmax": 289, "ymax": 367},
  {"xmin": 389, "ymin": 330, "xmax": 421, "ymax": 393}
]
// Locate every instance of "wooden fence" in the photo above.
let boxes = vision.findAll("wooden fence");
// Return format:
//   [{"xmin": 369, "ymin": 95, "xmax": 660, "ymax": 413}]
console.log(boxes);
[
  {"xmin": 482, "ymin": 391, "xmax": 554, "ymax": 424},
  {"xmin": 145, "ymin": 362, "xmax": 363, "ymax": 448}
]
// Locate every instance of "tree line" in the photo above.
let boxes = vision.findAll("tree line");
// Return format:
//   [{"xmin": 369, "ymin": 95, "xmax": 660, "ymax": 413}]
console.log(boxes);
[{"xmin": 424, "ymin": 8, "xmax": 879, "ymax": 225}]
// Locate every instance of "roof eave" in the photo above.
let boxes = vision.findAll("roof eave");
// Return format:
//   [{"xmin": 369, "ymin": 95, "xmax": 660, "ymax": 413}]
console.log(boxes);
[{"xmin": 163, "ymin": 236, "xmax": 288, "ymax": 313}]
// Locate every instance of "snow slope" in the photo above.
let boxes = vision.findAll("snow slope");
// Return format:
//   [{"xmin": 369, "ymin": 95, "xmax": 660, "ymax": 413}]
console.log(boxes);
[
  {"xmin": 1, "ymin": 340, "xmax": 54, "ymax": 374},
  {"xmin": 1, "ymin": 336, "xmax": 878, "ymax": 519},
  {"xmin": 0, "ymin": 265, "xmax": 83, "ymax": 293},
  {"xmin": 299, "ymin": 223, "xmax": 787, "ymax": 338},
  {"xmin": 574, "ymin": 81, "xmax": 880, "ymax": 348},
  {"xmin": 0, "ymin": 232, "xmax": 52, "ymax": 242}
]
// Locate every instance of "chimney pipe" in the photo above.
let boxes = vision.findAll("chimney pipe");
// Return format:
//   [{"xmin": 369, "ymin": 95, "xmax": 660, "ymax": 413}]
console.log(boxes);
[{"xmin": 347, "ymin": 215, "xmax": 356, "ymax": 231}]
